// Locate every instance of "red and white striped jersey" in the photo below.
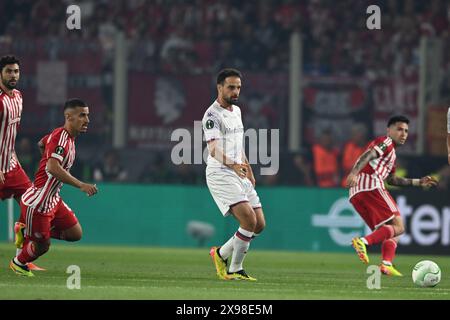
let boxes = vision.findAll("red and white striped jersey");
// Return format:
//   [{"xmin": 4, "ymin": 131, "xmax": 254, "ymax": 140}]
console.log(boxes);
[
  {"xmin": 0, "ymin": 89, "xmax": 23, "ymax": 173},
  {"xmin": 22, "ymin": 127, "xmax": 76, "ymax": 213},
  {"xmin": 349, "ymin": 136, "xmax": 397, "ymax": 199}
]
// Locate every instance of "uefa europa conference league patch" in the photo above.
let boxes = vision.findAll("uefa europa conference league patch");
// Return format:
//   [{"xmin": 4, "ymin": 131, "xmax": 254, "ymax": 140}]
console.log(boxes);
[
  {"xmin": 55, "ymin": 146, "xmax": 65, "ymax": 155},
  {"xmin": 206, "ymin": 119, "xmax": 214, "ymax": 129}
]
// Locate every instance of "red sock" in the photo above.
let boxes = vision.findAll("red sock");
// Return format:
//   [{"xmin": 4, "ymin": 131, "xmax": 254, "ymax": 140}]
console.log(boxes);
[
  {"xmin": 382, "ymin": 239, "xmax": 397, "ymax": 263},
  {"xmin": 17, "ymin": 239, "xmax": 38, "ymax": 264},
  {"xmin": 364, "ymin": 225, "xmax": 395, "ymax": 246}
]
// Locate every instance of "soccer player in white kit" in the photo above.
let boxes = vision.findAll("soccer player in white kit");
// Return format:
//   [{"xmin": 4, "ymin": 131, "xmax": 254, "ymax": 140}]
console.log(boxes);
[{"xmin": 203, "ymin": 69, "xmax": 266, "ymax": 281}]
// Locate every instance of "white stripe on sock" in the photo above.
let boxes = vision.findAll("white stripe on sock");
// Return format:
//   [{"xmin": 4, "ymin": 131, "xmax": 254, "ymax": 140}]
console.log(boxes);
[{"xmin": 237, "ymin": 227, "xmax": 254, "ymax": 239}]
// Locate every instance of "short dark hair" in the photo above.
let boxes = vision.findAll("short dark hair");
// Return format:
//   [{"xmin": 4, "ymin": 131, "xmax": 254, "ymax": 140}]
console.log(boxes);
[
  {"xmin": 216, "ymin": 68, "xmax": 242, "ymax": 85},
  {"xmin": 64, "ymin": 98, "xmax": 87, "ymax": 111},
  {"xmin": 387, "ymin": 115, "xmax": 409, "ymax": 127},
  {"xmin": 0, "ymin": 55, "xmax": 20, "ymax": 72}
]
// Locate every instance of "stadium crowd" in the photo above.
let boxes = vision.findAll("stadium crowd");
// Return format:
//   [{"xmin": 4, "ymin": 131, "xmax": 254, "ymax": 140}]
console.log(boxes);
[
  {"xmin": 1, "ymin": 0, "xmax": 449, "ymax": 187},
  {"xmin": 1, "ymin": 0, "xmax": 449, "ymax": 77}
]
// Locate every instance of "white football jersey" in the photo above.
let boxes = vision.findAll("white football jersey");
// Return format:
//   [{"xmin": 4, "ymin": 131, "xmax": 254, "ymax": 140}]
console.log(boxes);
[{"xmin": 202, "ymin": 101, "xmax": 245, "ymax": 169}]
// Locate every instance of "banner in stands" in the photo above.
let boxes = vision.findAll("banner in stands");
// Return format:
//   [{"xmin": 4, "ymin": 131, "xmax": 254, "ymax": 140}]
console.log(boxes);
[
  {"xmin": 390, "ymin": 189, "xmax": 450, "ymax": 254},
  {"xmin": 302, "ymin": 77, "xmax": 371, "ymax": 148},
  {"xmin": 127, "ymin": 73, "xmax": 287, "ymax": 148},
  {"xmin": 127, "ymin": 74, "xmax": 212, "ymax": 148},
  {"xmin": 0, "ymin": 39, "xmax": 107, "ymax": 137}
]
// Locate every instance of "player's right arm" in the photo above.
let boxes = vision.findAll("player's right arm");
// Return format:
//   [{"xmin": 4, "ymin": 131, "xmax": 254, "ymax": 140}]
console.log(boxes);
[
  {"xmin": 47, "ymin": 158, "xmax": 97, "ymax": 196},
  {"xmin": 207, "ymin": 139, "xmax": 248, "ymax": 178},
  {"xmin": 345, "ymin": 148, "xmax": 378, "ymax": 188},
  {"xmin": 37, "ymin": 134, "xmax": 51, "ymax": 156},
  {"xmin": 46, "ymin": 159, "xmax": 98, "ymax": 196}
]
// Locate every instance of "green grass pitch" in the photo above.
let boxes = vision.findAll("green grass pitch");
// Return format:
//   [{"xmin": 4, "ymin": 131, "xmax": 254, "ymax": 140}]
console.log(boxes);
[{"xmin": 0, "ymin": 242, "xmax": 449, "ymax": 300}]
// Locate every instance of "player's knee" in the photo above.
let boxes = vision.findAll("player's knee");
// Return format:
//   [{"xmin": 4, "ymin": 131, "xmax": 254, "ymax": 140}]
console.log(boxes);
[
  {"xmin": 236, "ymin": 208, "xmax": 256, "ymax": 230},
  {"xmin": 254, "ymin": 221, "xmax": 265, "ymax": 234},
  {"xmin": 34, "ymin": 241, "xmax": 51, "ymax": 255},
  {"xmin": 248, "ymin": 215, "xmax": 258, "ymax": 231},
  {"xmin": 65, "ymin": 229, "xmax": 82, "ymax": 242},
  {"xmin": 64, "ymin": 224, "xmax": 83, "ymax": 242},
  {"xmin": 394, "ymin": 225, "xmax": 405, "ymax": 236},
  {"xmin": 66, "ymin": 234, "xmax": 82, "ymax": 242},
  {"xmin": 244, "ymin": 221, "xmax": 257, "ymax": 232},
  {"xmin": 241, "ymin": 217, "xmax": 256, "ymax": 232}
]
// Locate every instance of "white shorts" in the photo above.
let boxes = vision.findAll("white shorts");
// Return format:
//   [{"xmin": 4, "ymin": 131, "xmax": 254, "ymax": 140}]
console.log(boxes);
[{"xmin": 206, "ymin": 167, "xmax": 262, "ymax": 217}]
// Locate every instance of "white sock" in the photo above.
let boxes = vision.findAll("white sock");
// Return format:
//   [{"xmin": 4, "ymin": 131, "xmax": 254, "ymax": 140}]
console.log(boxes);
[
  {"xmin": 229, "ymin": 227, "xmax": 253, "ymax": 273},
  {"xmin": 16, "ymin": 248, "xmax": 21, "ymax": 257},
  {"xmin": 13, "ymin": 257, "xmax": 26, "ymax": 267},
  {"xmin": 219, "ymin": 236, "xmax": 234, "ymax": 260}
]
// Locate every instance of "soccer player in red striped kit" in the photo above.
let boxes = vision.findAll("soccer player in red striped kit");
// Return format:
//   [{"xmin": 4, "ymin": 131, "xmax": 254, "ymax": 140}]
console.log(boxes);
[
  {"xmin": 9, "ymin": 98, "xmax": 98, "ymax": 277},
  {"xmin": 347, "ymin": 115, "xmax": 437, "ymax": 276},
  {"xmin": 0, "ymin": 55, "xmax": 31, "ymax": 205},
  {"xmin": 0, "ymin": 55, "xmax": 45, "ymax": 271}
]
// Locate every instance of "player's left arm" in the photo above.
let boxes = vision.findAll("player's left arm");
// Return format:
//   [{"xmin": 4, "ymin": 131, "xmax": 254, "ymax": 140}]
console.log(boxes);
[
  {"xmin": 242, "ymin": 151, "xmax": 255, "ymax": 187},
  {"xmin": 386, "ymin": 173, "xmax": 438, "ymax": 188},
  {"xmin": 38, "ymin": 139, "xmax": 45, "ymax": 156},
  {"xmin": 37, "ymin": 134, "xmax": 50, "ymax": 156}
]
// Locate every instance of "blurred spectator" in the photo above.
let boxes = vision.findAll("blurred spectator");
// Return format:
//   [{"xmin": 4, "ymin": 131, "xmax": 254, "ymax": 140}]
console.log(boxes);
[
  {"xmin": 340, "ymin": 123, "xmax": 368, "ymax": 187},
  {"xmin": 312, "ymin": 129, "xmax": 340, "ymax": 188},
  {"xmin": 242, "ymin": 93, "xmax": 271, "ymax": 129},
  {"xmin": 440, "ymin": 71, "xmax": 450, "ymax": 101},
  {"xmin": 1, "ymin": 0, "xmax": 448, "ymax": 78},
  {"xmin": 71, "ymin": 158, "xmax": 92, "ymax": 183},
  {"xmin": 16, "ymin": 137, "xmax": 40, "ymax": 178},
  {"xmin": 160, "ymin": 26, "xmax": 196, "ymax": 73},
  {"xmin": 304, "ymin": 47, "xmax": 330, "ymax": 76},
  {"xmin": 434, "ymin": 164, "xmax": 450, "ymax": 190},
  {"xmin": 93, "ymin": 150, "xmax": 128, "ymax": 183},
  {"xmin": 284, "ymin": 150, "xmax": 315, "ymax": 186},
  {"xmin": 138, "ymin": 154, "xmax": 177, "ymax": 184},
  {"xmin": 260, "ymin": 171, "xmax": 280, "ymax": 186},
  {"xmin": 172, "ymin": 163, "xmax": 202, "ymax": 184}
]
